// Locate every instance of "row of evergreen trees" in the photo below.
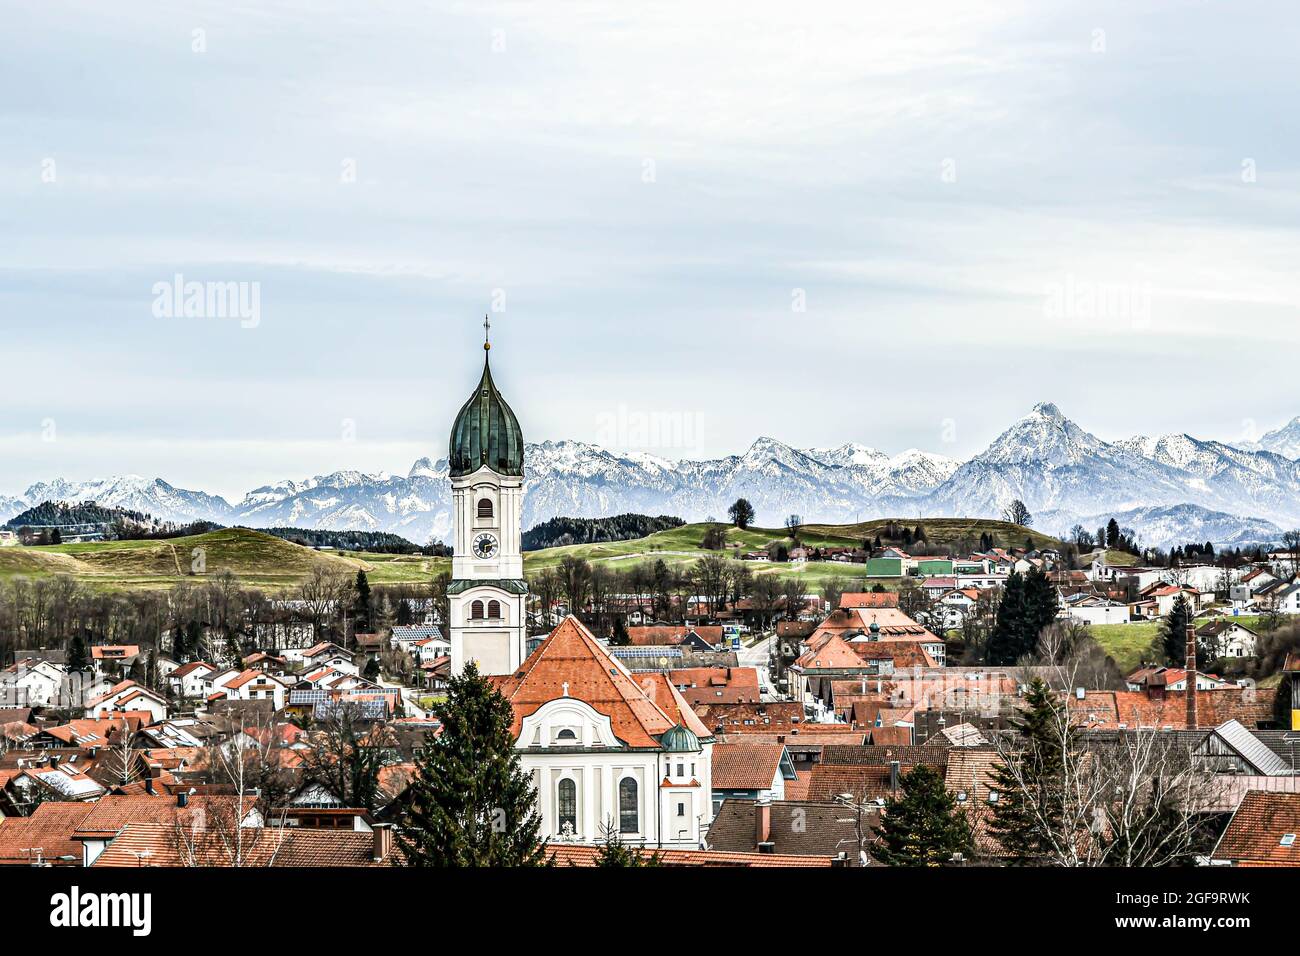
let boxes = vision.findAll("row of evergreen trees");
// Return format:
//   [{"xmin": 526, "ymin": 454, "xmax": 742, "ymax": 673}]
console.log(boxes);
[
  {"xmin": 522, "ymin": 514, "xmax": 686, "ymax": 551},
  {"xmin": 984, "ymin": 568, "xmax": 1060, "ymax": 665}
]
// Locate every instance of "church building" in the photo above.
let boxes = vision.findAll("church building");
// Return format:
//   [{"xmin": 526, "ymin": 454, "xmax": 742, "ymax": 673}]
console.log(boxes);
[
  {"xmin": 491, "ymin": 616, "xmax": 715, "ymax": 848},
  {"xmin": 447, "ymin": 326, "xmax": 715, "ymax": 847}
]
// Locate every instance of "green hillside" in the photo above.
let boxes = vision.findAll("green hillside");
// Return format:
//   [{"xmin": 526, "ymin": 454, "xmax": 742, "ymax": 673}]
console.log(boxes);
[
  {"xmin": 801, "ymin": 517, "xmax": 1060, "ymax": 551},
  {"xmin": 0, "ymin": 528, "xmax": 443, "ymax": 591},
  {"xmin": 0, "ymin": 518, "xmax": 1060, "ymax": 593}
]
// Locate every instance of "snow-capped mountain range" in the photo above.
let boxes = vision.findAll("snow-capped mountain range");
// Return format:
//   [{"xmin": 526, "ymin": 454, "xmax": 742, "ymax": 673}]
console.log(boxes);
[
  {"xmin": 1236, "ymin": 416, "xmax": 1300, "ymax": 461},
  {"xmin": 2, "ymin": 404, "xmax": 1296, "ymax": 550}
]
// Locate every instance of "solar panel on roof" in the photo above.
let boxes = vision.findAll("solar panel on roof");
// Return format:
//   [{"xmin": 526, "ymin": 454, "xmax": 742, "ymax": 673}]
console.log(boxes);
[{"xmin": 611, "ymin": 647, "xmax": 683, "ymax": 659}]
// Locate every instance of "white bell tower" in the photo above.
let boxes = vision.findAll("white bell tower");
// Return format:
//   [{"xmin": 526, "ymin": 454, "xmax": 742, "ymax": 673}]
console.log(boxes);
[{"xmin": 447, "ymin": 318, "xmax": 528, "ymax": 676}]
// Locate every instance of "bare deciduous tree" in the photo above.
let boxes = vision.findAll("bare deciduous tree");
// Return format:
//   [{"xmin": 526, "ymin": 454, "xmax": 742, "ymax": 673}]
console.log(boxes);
[
  {"xmin": 1002, "ymin": 499, "xmax": 1032, "ymax": 528},
  {"xmin": 991, "ymin": 642, "xmax": 1217, "ymax": 867}
]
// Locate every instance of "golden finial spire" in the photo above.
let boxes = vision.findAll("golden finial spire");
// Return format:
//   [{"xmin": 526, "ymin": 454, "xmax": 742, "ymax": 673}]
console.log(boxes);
[{"xmin": 483, "ymin": 313, "xmax": 491, "ymax": 351}]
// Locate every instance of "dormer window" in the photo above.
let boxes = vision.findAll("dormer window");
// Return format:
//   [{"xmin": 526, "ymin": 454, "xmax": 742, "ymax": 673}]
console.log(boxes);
[{"xmin": 555, "ymin": 728, "xmax": 577, "ymax": 745}]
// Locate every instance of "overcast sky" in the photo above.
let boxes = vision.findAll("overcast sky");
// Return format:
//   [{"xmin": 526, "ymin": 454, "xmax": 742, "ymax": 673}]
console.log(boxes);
[{"xmin": 2, "ymin": 1, "xmax": 1298, "ymax": 499}]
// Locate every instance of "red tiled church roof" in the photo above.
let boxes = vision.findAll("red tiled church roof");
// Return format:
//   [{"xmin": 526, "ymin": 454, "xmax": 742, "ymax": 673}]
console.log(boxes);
[{"xmin": 490, "ymin": 616, "xmax": 712, "ymax": 749}]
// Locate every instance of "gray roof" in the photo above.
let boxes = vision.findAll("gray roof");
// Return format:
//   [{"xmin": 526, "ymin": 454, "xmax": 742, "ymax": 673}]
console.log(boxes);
[
  {"xmin": 1216, "ymin": 721, "xmax": 1294, "ymax": 776},
  {"xmin": 1249, "ymin": 731, "xmax": 1300, "ymax": 771},
  {"xmin": 706, "ymin": 799, "xmax": 872, "ymax": 864}
]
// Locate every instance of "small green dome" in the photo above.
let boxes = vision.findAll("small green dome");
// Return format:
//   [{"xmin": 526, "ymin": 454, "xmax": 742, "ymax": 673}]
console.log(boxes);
[
  {"xmin": 449, "ymin": 356, "xmax": 524, "ymax": 478},
  {"xmin": 660, "ymin": 724, "xmax": 700, "ymax": 753}
]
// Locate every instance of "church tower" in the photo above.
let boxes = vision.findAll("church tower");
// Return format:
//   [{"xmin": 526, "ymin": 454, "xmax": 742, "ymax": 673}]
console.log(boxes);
[{"xmin": 447, "ymin": 319, "xmax": 528, "ymax": 677}]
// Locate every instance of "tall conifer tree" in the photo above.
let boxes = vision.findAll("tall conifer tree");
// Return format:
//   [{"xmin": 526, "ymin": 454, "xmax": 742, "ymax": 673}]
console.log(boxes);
[
  {"xmin": 988, "ymin": 678, "xmax": 1070, "ymax": 864},
  {"xmin": 396, "ymin": 662, "xmax": 547, "ymax": 867},
  {"xmin": 1160, "ymin": 594, "xmax": 1193, "ymax": 664},
  {"xmin": 873, "ymin": 765, "xmax": 974, "ymax": 867}
]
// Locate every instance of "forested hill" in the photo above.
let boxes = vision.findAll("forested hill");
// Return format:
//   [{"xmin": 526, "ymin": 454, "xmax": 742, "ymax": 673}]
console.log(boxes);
[
  {"xmin": 254, "ymin": 527, "xmax": 427, "ymax": 554},
  {"xmin": 522, "ymin": 514, "xmax": 686, "ymax": 551},
  {"xmin": 5, "ymin": 500, "xmax": 141, "ymax": 528}
]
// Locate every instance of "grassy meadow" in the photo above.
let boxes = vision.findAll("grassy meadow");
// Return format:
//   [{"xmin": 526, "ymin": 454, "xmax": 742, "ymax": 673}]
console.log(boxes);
[{"xmin": 0, "ymin": 518, "xmax": 1060, "ymax": 595}]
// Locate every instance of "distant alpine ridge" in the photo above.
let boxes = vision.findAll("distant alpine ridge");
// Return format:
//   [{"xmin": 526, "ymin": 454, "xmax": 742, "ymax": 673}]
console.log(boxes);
[{"xmin": 2, "ymin": 405, "xmax": 1297, "ymax": 550}]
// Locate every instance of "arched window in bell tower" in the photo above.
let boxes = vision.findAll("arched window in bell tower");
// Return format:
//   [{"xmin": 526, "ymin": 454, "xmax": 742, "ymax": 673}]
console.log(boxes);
[
  {"xmin": 487, "ymin": 600, "xmax": 502, "ymax": 620},
  {"xmin": 470, "ymin": 600, "xmax": 485, "ymax": 620},
  {"xmin": 477, "ymin": 498, "xmax": 494, "ymax": 519}
]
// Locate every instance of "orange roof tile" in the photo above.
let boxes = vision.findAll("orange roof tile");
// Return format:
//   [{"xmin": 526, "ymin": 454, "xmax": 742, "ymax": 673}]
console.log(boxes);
[
  {"xmin": 712, "ymin": 743, "xmax": 786, "ymax": 790},
  {"xmin": 90, "ymin": 822, "xmax": 397, "ymax": 867},
  {"xmin": 1213, "ymin": 791, "xmax": 1300, "ymax": 865},
  {"xmin": 0, "ymin": 803, "xmax": 96, "ymax": 865},
  {"xmin": 491, "ymin": 616, "xmax": 711, "ymax": 749},
  {"xmin": 840, "ymin": 593, "xmax": 900, "ymax": 610}
]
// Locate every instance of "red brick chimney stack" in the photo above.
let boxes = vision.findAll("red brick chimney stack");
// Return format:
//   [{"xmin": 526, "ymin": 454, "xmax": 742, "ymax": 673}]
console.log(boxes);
[
  {"xmin": 1185, "ymin": 624, "xmax": 1198, "ymax": 731},
  {"xmin": 755, "ymin": 796, "xmax": 772, "ymax": 850}
]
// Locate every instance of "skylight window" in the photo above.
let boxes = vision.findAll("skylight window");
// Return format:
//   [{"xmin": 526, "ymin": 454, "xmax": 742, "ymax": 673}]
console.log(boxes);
[{"xmin": 1281, "ymin": 833, "xmax": 1296, "ymax": 847}]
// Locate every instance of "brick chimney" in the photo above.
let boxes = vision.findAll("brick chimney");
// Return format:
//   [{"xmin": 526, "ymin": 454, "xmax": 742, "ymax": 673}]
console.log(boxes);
[
  {"xmin": 372, "ymin": 823, "xmax": 394, "ymax": 862},
  {"xmin": 1185, "ymin": 624, "xmax": 1198, "ymax": 731},
  {"xmin": 755, "ymin": 796, "xmax": 772, "ymax": 850}
]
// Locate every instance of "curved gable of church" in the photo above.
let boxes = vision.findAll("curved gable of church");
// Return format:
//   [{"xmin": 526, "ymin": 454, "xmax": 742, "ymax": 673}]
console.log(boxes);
[{"xmin": 519, "ymin": 696, "xmax": 623, "ymax": 750}]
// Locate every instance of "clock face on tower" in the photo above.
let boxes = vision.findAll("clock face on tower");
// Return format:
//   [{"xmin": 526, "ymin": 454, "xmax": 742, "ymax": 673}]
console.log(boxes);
[{"xmin": 472, "ymin": 532, "xmax": 500, "ymax": 560}]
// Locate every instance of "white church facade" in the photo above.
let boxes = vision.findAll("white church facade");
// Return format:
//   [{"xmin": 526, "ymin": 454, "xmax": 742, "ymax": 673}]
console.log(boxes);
[
  {"xmin": 447, "ymin": 327, "xmax": 715, "ymax": 848},
  {"xmin": 491, "ymin": 617, "xmax": 715, "ymax": 849}
]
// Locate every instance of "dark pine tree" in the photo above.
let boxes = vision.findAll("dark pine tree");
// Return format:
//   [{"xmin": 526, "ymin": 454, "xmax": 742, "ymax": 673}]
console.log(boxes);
[
  {"xmin": 987, "ymin": 568, "xmax": 1059, "ymax": 666},
  {"xmin": 1160, "ymin": 594, "xmax": 1193, "ymax": 665},
  {"xmin": 353, "ymin": 570, "xmax": 373, "ymax": 633},
  {"xmin": 396, "ymin": 598, "xmax": 413, "ymax": 626},
  {"xmin": 396, "ymin": 662, "xmax": 548, "ymax": 867},
  {"xmin": 67, "ymin": 634, "xmax": 89, "ymax": 673},
  {"xmin": 872, "ymin": 765, "xmax": 974, "ymax": 867},
  {"xmin": 985, "ymin": 571, "xmax": 1027, "ymax": 665},
  {"xmin": 988, "ymin": 678, "xmax": 1069, "ymax": 864},
  {"xmin": 1024, "ymin": 567, "xmax": 1060, "ymax": 637}
]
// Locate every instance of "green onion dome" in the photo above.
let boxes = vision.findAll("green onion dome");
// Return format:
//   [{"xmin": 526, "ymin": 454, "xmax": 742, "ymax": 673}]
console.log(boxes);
[
  {"xmin": 448, "ymin": 353, "xmax": 524, "ymax": 478},
  {"xmin": 660, "ymin": 724, "xmax": 701, "ymax": 753}
]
